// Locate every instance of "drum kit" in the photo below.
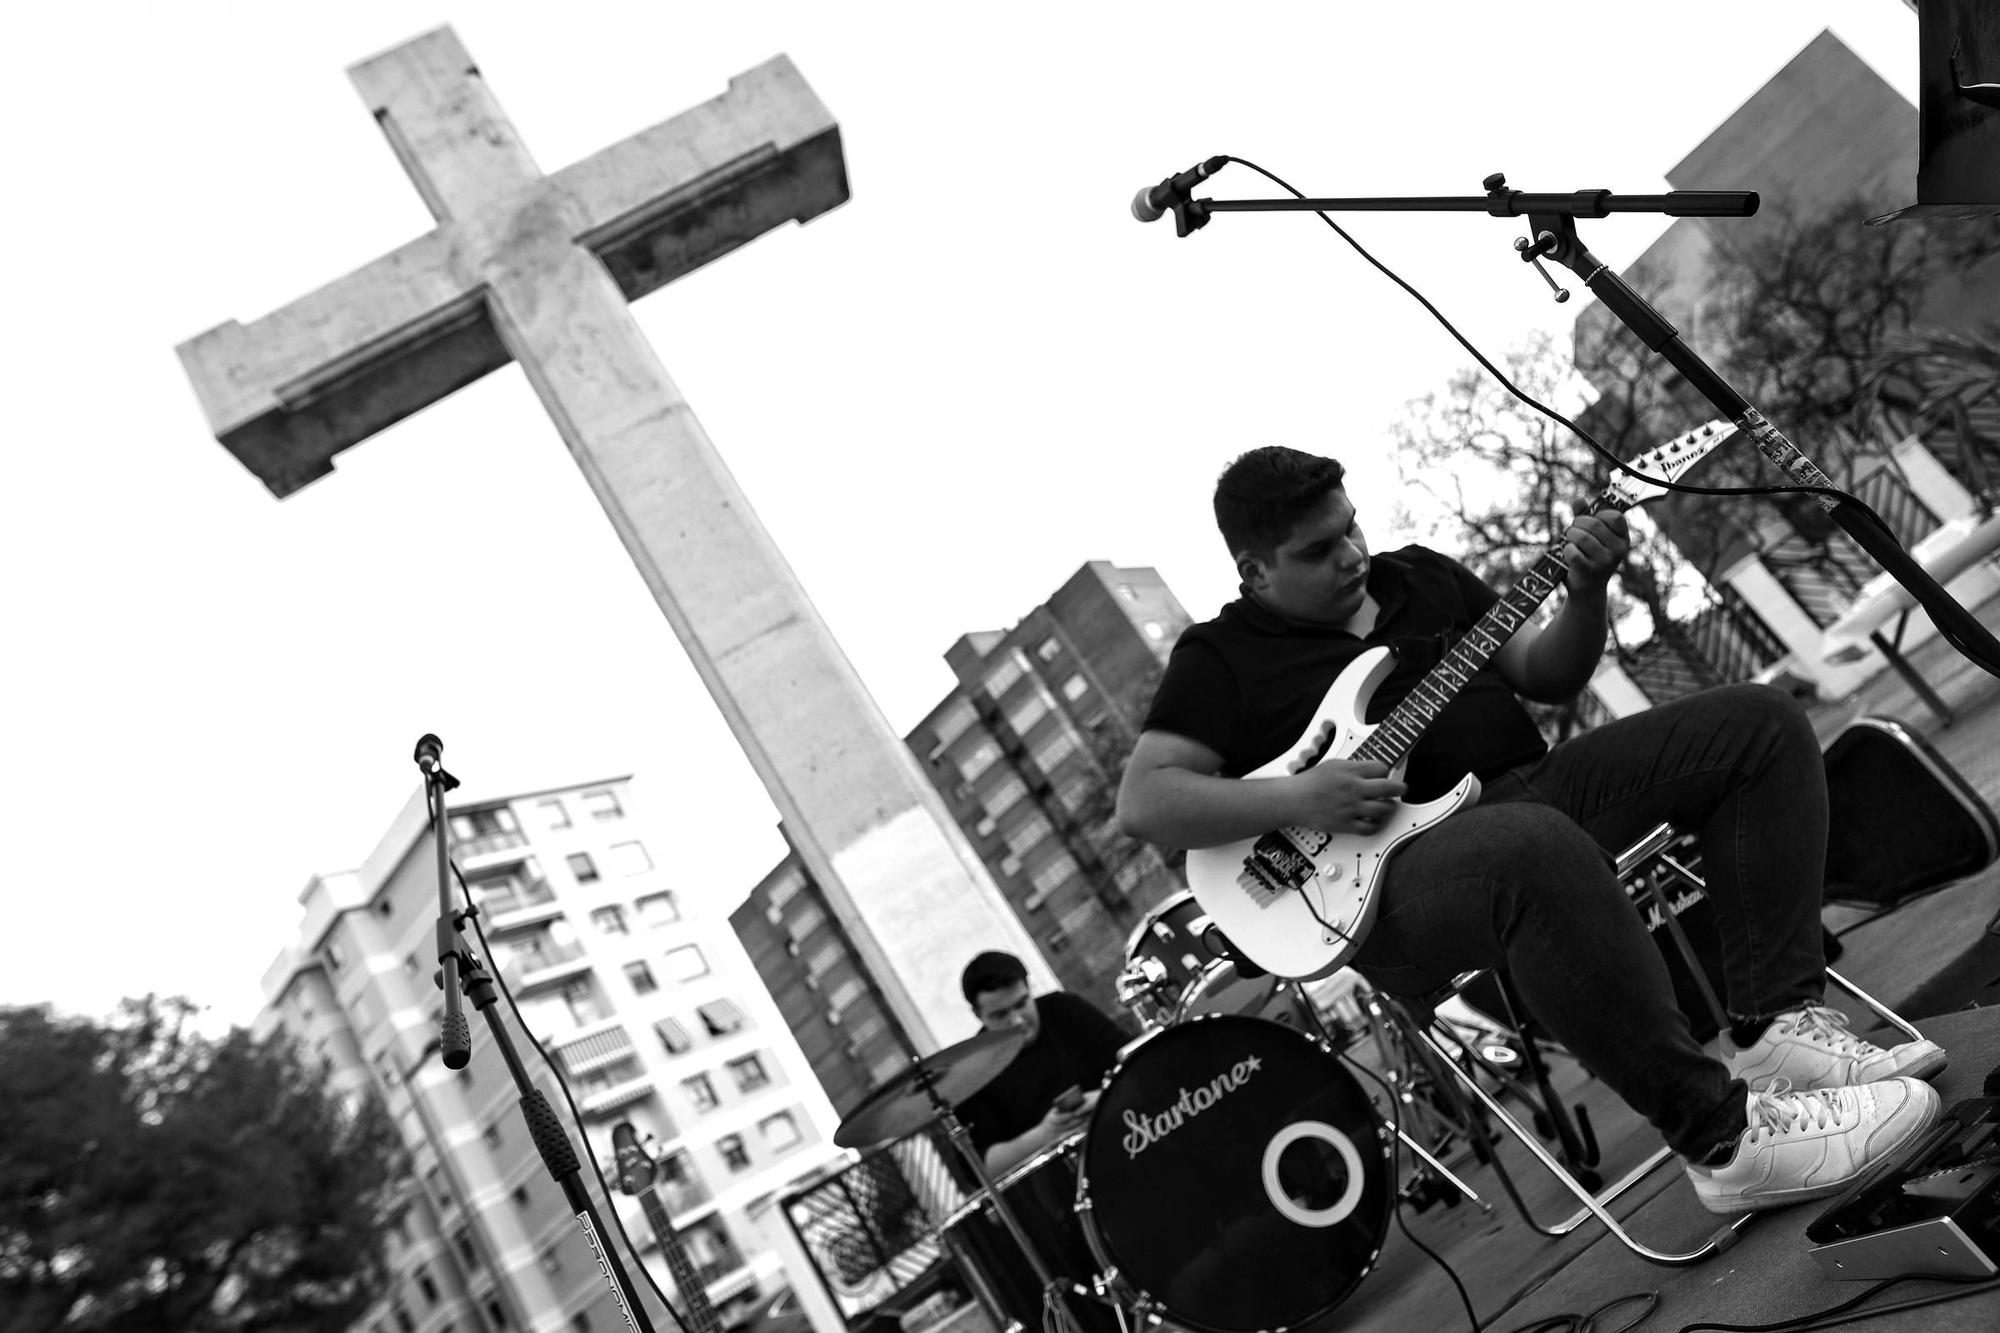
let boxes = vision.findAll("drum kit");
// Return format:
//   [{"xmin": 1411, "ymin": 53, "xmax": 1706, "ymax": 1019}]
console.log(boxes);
[{"xmin": 832, "ymin": 893, "xmax": 1479, "ymax": 1333}]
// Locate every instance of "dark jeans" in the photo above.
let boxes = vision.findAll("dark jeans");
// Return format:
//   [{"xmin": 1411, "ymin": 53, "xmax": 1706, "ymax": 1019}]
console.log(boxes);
[{"xmin": 1351, "ymin": 683, "xmax": 1828, "ymax": 1159}]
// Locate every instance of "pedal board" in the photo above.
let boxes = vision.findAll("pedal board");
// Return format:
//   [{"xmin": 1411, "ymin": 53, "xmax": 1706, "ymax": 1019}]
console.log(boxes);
[{"xmin": 1805, "ymin": 1097, "xmax": 2000, "ymax": 1281}]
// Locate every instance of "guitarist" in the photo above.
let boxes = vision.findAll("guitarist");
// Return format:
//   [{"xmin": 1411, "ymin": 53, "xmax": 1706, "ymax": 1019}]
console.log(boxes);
[{"xmin": 1115, "ymin": 445, "xmax": 1946, "ymax": 1216}]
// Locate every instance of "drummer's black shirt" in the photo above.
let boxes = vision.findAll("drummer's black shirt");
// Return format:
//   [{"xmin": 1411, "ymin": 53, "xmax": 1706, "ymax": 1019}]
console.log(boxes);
[
  {"xmin": 1141, "ymin": 545, "xmax": 1549, "ymax": 801},
  {"xmin": 957, "ymin": 993, "xmax": 1132, "ymax": 1154}
]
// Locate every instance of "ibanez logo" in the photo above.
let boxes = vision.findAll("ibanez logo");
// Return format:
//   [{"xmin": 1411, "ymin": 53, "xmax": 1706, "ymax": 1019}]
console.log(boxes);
[{"xmin": 1122, "ymin": 1054, "xmax": 1263, "ymax": 1158}]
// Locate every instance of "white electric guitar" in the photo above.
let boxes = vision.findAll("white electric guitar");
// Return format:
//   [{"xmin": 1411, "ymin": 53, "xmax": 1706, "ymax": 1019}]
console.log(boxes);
[{"xmin": 1184, "ymin": 420, "xmax": 1737, "ymax": 980}]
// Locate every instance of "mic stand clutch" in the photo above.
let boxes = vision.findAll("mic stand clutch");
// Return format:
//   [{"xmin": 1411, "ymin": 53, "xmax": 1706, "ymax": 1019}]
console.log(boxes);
[
  {"xmin": 1164, "ymin": 173, "xmax": 2000, "ymax": 680},
  {"xmin": 418, "ymin": 737, "xmax": 659, "ymax": 1333}
]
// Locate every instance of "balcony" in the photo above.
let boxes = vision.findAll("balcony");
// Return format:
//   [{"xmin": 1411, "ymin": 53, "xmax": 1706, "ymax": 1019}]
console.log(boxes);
[
  {"xmin": 501, "ymin": 941, "xmax": 591, "ymax": 992},
  {"xmin": 580, "ymin": 1071, "xmax": 656, "ymax": 1118},
  {"xmin": 479, "ymin": 879, "xmax": 562, "ymax": 932},
  {"xmin": 453, "ymin": 828, "xmax": 529, "ymax": 864}
]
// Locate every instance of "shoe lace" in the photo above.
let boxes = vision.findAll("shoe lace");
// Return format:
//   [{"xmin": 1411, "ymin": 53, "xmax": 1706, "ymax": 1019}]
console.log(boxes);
[
  {"xmin": 1745, "ymin": 1078, "xmax": 1854, "ymax": 1140},
  {"xmin": 1781, "ymin": 1003, "xmax": 1875, "ymax": 1054}
]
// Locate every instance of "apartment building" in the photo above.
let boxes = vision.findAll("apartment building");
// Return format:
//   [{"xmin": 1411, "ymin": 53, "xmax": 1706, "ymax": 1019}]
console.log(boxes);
[{"xmin": 258, "ymin": 775, "xmax": 846, "ymax": 1333}]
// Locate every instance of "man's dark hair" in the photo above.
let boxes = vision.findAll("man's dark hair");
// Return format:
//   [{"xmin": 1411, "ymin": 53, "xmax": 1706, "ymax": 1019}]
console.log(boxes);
[
  {"xmin": 1213, "ymin": 447, "xmax": 1347, "ymax": 559},
  {"xmin": 960, "ymin": 951, "xmax": 1028, "ymax": 1007}
]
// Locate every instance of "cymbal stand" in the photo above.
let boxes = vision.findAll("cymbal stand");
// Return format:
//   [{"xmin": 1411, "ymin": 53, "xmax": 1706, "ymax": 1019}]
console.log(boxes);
[
  {"xmin": 916, "ymin": 1064, "xmax": 1090, "ymax": 1333},
  {"xmin": 1279, "ymin": 980, "xmax": 1491, "ymax": 1216}
]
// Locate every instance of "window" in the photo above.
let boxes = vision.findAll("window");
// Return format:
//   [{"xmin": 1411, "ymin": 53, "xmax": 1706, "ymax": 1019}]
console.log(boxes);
[
  {"xmin": 1004, "ymin": 815, "xmax": 1053, "ymax": 859},
  {"xmin": 665, "ymin": 945, "xmax": 710, "ymax": 982},
  {"xmin": 582, "ymin": 790, "xmax": 624, "ymax": 821},
  {"xmin": 1057, "ymin": 900, "xmax": 1098, "ymax": 938},
  {"xmin": 759, "ymin": 1110, "xmax": 803, "ymax": 1151},
  {"xmin": 683, "ymin": 1073, "xmax": 719, "ymax": 1112},
  {"xmin": 1029, "ymin": 732, "xmax": 1078, "ymax": 772},
  {"xmin": 486, "ymin": 1298, "xmax": 511, "ymax": 1329},
  {"xmin": 1006, "ymin": 694, "xmax": 1050, "ymax": 733},
  {"xmin": 325, "ymin": 938, "xmax": 346, "ymax": 972},
  {"xmin": 784, "ymin": 903, "xmax": 826, "ymax": 942},
  {"xmin": 413, "ymin": 1263, "xmax": 439, "ymax": 1305},
  {"xmin": 624, "ymin": 961, "xmax": 658, "ymax": 995},
  {"xmin": 1062, "ymin": 673, "xmax": 1088, "ymax": 702},
  {"xmin": 983, "ymin": 775, "xmax": 1027, "ymax": 816},
  {"xmin": 394, "ymin": 1308, "xmax": 416, "ymax": 1333},
  {"xmin": 483, "ymin": 1121, "xmax": 503, "ymax": 1150},
  {"xmin": 1117, "ymin": 583, "xmax": 1139, "ymax": 601},
  {"xmin": 767, "ymin": 869, "xmax": 804, "ymax": 911},
  {"xmin": 803, "ymin": 941, "xmax": 842, "ymax": 981},
  {"xmin": 512, "ymin": 1184, "xmax": 532, "ymax": 1210},
  {"xmin": 537, "ymin": 798, "xmax": 570, "ymax": 830},
  {"xmin": 454, "ymin": 1226, "xmax": 480, "ymax": 1268},
  {"xmin": 655, "ymin": 1016, "xmax": 693, "ymax": 1054},
  {"xmin": 1026, "ymin": 854, "xmax": 1080, "ymax": 910},
  {"xmin": 1034, "ymin": 636, "xmax": 1061, "ymax": 662},
  {"xmin": 982, "ymin": 651, "xmax": 1027, "ymax": 699},
  {"xmin": 591, "ymin": 906, "xmax": 629, "ymax": 935},
  {"xmin": 726, "ymin": 1053, "xmax": 770, "ymax": 1092},
  {"xmin": 609, "ymin": 841, "xmax": 652, "ymax": 876},
  {"xmin": 425, "ymin": 1164, "xmax": 451, "ymax": 1211},
  {"xmin": 451, "ymin": 807, "xmax": 519, "ymax": 840},
  {"xmin": 541, "ymin": 1244, "xmax": 564, "ymax": 1275},
  {"xmin": 958, "ymin": 741, "xmax": 1001, "ymax": 781},
  {"xmin": 567, "ymin": 852, "xmax": 600, "ymax": 883},
  {"xmin": 698, "ymin": 999, "xmax": 747, "ymax": 1036},
  {"xmin": 826, "ymin": 978, "xmax": 865, "ymax": 1014},
  {"xmin": 636, "ymin": 891, "xmax": 680, "ymax": 926},
  {"xmin": 717, "ymin": 1133, "xmax": 751, "ymax": 1172},
  {"xmin": 869, "ymin": 1051, "xmax": 907, "ymax": 1085},
  {"xmin": 932, "ymin": 698, "xmax": 977, "ymax": 745}
]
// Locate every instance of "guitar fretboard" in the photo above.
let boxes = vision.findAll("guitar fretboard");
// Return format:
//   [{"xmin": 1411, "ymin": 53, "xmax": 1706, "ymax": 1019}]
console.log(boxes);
[{"xmin": 1349, "ymin": 542, "xmax": 1576, "ymax": 769}]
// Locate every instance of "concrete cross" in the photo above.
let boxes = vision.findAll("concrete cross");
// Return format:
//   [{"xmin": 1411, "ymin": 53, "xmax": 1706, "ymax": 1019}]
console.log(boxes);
[{"xmin": 177, "ymin": 27, "xmax": 1052, "ymax": 1049}]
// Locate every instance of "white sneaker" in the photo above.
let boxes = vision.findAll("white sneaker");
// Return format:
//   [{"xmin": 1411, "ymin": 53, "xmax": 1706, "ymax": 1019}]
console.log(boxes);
[
  {"xmin": 1725, "ymin": 1003, "xmax": 1946, "ymax": 1092},
  {"xmin": 1685, "ymin": 1077, "xmax": 1940, "ymax": 1215}
]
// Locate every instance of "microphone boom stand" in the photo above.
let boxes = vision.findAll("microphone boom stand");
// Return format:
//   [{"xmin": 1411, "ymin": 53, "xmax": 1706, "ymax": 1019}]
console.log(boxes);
[
  {"xmin": 420, "ymin": 741, "xmax": 659, "ymax": 1333},
  {"xmin": 1174, "ymin": 174, "xmax": 2000, "ymax": 679}
]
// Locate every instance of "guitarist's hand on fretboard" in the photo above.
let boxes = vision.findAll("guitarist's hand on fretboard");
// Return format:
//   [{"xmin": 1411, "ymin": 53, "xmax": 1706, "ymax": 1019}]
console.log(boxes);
[
  {"xmin": 1284, "ymin": 757, "xmax": 1408, "ymax": 836},
  {"xmin": 1558, "ymin": 508, "xmax": 1631, "ymax": 596}
]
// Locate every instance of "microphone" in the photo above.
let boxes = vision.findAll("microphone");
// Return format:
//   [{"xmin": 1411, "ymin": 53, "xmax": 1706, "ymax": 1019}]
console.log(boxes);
[
  {"xmin": 413, "ymin": 733, "xmax": 443, "ymax": 775},
  {"xmin": 1131, "ymin": 155, "xmax": 1229, "ymax": 223}
]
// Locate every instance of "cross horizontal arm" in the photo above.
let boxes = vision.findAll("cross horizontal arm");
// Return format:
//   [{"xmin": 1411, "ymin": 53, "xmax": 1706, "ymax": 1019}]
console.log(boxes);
[{"xmin": 176, "ymin": 53, "xmax": 846, "ymax": 498}]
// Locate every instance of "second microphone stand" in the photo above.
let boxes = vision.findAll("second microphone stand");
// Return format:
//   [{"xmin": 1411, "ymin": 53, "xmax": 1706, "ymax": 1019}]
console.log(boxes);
[{"xmin": 420, "ymin": 746, "xmax": 661, "ymax": 1333}]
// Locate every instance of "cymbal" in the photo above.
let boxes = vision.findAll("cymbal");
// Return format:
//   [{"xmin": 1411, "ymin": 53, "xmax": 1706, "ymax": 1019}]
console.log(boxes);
[{"xmin": 833, "ymin": 1025, "xmax": 1029, "ymax": 1149}]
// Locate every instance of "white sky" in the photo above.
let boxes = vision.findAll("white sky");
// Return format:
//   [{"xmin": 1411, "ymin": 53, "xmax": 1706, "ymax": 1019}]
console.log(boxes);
[{"xmin": 0, "ymin": 2, "xmax": 1921, "ymax": 1030}]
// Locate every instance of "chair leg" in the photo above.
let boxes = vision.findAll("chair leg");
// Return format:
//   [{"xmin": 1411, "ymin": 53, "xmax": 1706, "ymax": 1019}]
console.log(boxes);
[{"xmin": 1412, "ymin": 1025, "xmax": 1756, "ymax": 1266}]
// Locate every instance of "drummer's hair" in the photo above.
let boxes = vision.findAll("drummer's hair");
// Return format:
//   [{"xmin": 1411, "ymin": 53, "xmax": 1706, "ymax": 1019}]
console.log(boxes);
[{"xmin": 960, "ymin": 951, "xmax": 1028, "ymax": 1006}]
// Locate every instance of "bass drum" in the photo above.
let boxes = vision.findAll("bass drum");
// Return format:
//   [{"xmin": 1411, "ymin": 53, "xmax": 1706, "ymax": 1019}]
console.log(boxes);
[{"xmin": 1076, "ymin": 1015, "xmax": 1392, "ymax": 1333}]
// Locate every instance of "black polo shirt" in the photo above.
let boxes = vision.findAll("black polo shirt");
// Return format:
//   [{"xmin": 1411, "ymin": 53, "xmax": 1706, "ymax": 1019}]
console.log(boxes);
[
  {"xmin": 1142, "ymin": 545, "xmax": 1549, "ymax": 802},
  {"xmin": 955, "ymin": 993, "xmax": 1132, "ymax": 1154}
]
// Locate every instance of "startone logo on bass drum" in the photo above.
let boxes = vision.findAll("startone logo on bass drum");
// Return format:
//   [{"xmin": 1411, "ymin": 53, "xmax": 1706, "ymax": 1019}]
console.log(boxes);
[{"xmin": 1121, "ymin": 1054, "xmax": 1263, "ymax": 1158}]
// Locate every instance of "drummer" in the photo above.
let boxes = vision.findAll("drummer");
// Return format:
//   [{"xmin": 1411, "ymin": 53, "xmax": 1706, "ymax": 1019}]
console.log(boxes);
[{"xmin": 953, "ymin": 951, "xmax": 1133, "ymax": 1174}]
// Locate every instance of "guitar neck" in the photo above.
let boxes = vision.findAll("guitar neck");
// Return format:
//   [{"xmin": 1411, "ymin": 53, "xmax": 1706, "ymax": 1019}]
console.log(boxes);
[
  {"xmin": 637, "ymin": 1188, "xmax": 724, "ymax": 1333},
  {"xmin": 1350, "ymin": 521, "xmax": 1601, "ymax": 770}
]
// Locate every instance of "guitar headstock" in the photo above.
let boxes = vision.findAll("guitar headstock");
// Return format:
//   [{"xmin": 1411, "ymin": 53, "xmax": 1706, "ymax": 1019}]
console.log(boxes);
[
  {"xmin": 1603, "ymin": 419, "xmax": 1736, "ymax": 510},
  {"xmin": 611, "ymin": 1120, "xmax": 656, "ymax": 1195}
]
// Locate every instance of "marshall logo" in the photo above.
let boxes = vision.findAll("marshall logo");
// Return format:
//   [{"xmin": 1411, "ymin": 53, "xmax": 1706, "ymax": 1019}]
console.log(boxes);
[{"xmin": 1122, "ymin": 1054, "xmax": 1263, "ymax": 1158}]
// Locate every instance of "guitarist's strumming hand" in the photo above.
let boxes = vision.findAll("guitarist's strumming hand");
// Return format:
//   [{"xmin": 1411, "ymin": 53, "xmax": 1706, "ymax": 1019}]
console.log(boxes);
[{"xmin": 1288, "ymin": 757, "xmax": 1408, "ymax": 836}]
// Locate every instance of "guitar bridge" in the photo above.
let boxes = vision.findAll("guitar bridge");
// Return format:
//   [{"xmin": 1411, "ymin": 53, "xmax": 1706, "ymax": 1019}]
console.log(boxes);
[{"xmin": 1237, "ymin": 830, "xmax": 1318, "ymax": 908}]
